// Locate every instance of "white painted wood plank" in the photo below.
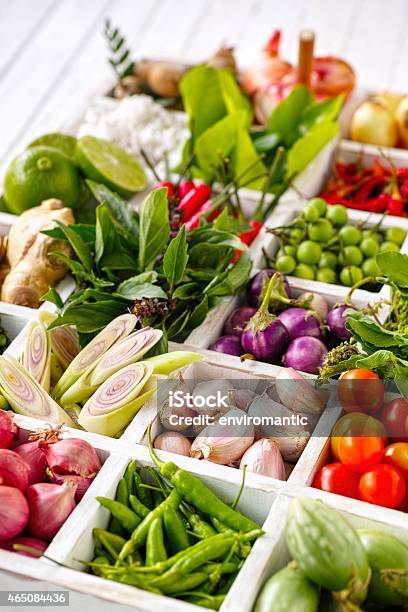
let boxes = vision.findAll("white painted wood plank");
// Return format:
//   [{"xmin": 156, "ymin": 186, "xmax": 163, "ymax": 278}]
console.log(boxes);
[
  {"xmin": 0, "ymin": 0, "xmax": 115, "ymax": 167},
  {"xmin": 0, "ymin": 0, "xmax": 56, "ymax": 76}
]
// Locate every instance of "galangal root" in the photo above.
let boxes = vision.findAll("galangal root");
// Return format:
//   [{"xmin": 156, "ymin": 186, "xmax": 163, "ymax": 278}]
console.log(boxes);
[{"xmin": 1, "ymin": 199, "xmax": 75, "ymax": 308}]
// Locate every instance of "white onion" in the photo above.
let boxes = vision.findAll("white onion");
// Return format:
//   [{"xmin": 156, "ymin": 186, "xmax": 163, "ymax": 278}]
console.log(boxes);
[{"xmin": 351, "ymin": 100, "xmax": 398, "ymax": 147}]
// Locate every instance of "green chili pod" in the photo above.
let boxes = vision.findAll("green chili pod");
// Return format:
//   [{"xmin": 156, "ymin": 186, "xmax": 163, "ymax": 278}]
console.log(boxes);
[
  {"xmin": 146, "ymin": 516, "xmax": 167, "ymax": 566},
  {"xmin": 161, "ymin": 572, "xmax": 208, "ymax": 595},
  {"xmin": 134, "ymin": 471, "xmax": 153, "ymax": 508},
  {"xmin": 109, "ymin": 516, "xmax": 126, "ymax": 537},
  {"xmin": 123, "ymin": 460, "xmax": 137, "ymax": 493},
  {"xmin": 96, "ymin": 497, "xmax": 141, "ymax": 533},
  {"xmin": 129, "ymin": 494, "xmax": 150, "ymax": 518},
  {"xmin": 93, "ymin": 528, "xmax": 126, "ymax": 559},
  {"xmin": 163, "ymin": 507, "xmax": 190, "ymax": 554},
  {"xmin": 115, "ymin": 478, "xmax": 129, "ymax": 507},
  {"xmin": 184, "ymin": 594, "xmax": 225, "ymax": 610},
  {"xmin": 94, "ymin": 547, "xmax": 112, "ymax": 562}
]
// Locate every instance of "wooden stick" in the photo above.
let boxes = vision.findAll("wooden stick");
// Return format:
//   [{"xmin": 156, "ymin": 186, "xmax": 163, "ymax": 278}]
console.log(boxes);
[{"xmin": 297, "ymin": 30, "xmax": 315, "ymax": 87}]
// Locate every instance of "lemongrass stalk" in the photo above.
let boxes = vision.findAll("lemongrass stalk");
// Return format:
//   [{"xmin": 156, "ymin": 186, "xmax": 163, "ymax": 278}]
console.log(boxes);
[
  {"xmin": 22, "ymin": 321, "xmax": 51, "ymax": 393},
  {"xmin": 50, "ymin": 354, "xmax": 64, "ymax": 388},
  {"xmin": 49, "ymin": 325, "xmax": 81, "ymax": 372},
  {"xmin": 64, "ymin": 404, "xmax": 83, "ymax": 429},
  {"xmin": 144, "ymin": 351, "xmax": 202, "ymax": 374},
  {"xmin": 52, "ymin": 314, "xmax": 137, "ymax": 399},
  {"xmin": 0, "ymin": 355, "xmax": 76, "ymax": 428},
  {"xmin": 38, "ymin": 312, "xmax": 57, "ymax": 327},
  {"xmin": 59, "ymin": 328, "xmax": 162, "ymax": 406},
  {"xmin": 78, "ymin": 362, "xmax": 154, "ymax": 436}
]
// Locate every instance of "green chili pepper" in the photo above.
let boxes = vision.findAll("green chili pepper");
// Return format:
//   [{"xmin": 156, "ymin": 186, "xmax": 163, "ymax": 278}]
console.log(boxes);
[
  {"xmin": 91, "ymin": 557, "xmax": 111, "ymax": 577},
  {"xmin": 118, "ymin": 489, "xmax": 181, "ymax": 560},
  {"xmin": 93, "ymin": 528, "xmax": 126, "ymax": 560},
  {"xmin": 115, "ymin": 478, "xmax": 129, "ymax": 507},
  {"xmin": 148, "ymin": 426, "xmax": 259, "ymax": 533},
  {"xmin": 162, "ymin": 572, "xmax": 209, "ymax": 595},
  {"xmin": 134, "ymin": 471, "xmax": 153, "ymax": 508},
  {"xmin": 217, "ymin": 571, "xmax": 239, "ymax": 594},
  {"xmin": 211, "ymin": 517, "xmax": 235, "ymax": 535},
  {"xmin": 109, "ymin": 517, "xmax": 127, "ymax": 538},
  {"xmin": 96, "ymin": 497, "xmax": 141, "ymax": 533},
  {"xmin": 163, "ymin": 507, "xmax": 190, "ymax": 554},
  {"xmin": 94, "ymin": 547, "xmax": 112, "ymax": 562},
  {"xmin": 188, "ymin": 513, "xmax": 217, "ymax": 539},
  {"xmin": 184, "ymin": 594, "xmax": 225, "ymax": 610},
  {"xmin": 152, "ymin": 489, "xmax": 164, "ymax": 507},
  {"xmin": 146, "ymin": 516, "xmax": 167, "ymax": 566},
  {"xmin": 129, "ymin": 494, "xmax": 150, "ymax": 518},
  {"xmin": 123, "ymin": 460, "xmax": 137, "ymax": 493}
]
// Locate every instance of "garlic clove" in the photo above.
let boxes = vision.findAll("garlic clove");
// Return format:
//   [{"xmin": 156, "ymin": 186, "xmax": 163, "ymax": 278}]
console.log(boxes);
[
  {"xmin": 275, "ymin": 368, "xmax": 325, "ymax": 416},
  {"xmin": 271, "ymin": 435, "xmax": 309, "ymax": 462},
  {"xmin": 240, "ymin": 438, "xmax": 286, "ymax": 480}
]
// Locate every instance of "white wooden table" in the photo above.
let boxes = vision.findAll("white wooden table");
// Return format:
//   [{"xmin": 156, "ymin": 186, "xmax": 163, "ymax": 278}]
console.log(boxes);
[{"xmin": 1, "ymin": 0, "xmax": 408, "ymax": 179}]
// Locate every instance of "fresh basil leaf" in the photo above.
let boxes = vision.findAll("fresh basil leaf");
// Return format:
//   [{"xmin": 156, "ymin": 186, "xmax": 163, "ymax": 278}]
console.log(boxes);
[
  {"xmin": 376, "ymin": 252, "xmax": 408, "ymax": 288},
  {"xmin": 195, "ymin": 111, "xmax": 246, "ymax": 177},
  {"xmin": 41, "ymin": 287, "xmax": 63, "ymax": 309},
  {"xmin": 121, "ymin": 271, "xmax": 158, "ymax": 284},
  {"xmin": 42, "ymin": 224, "xmax": 96, "ymax": 245},
  {"xmin": 355, "ymin": 350, "xmax": 397, "ymax": 370},
  {"xmin": 54, "ymin": 221, "xmax": 93, "ymax": 272},
  {"xmin": 165, "ymin": 308, "xmax": 192, "ymax": 340},
  {"xmin": 101, "ymin": 252, "xmax": 138, "ymax": 271},
  {"xmin": 206, "ymin": 251, "xmax": 252, "ymax": 296},
  {"xmin": 116, "ymin": 279, "xmax": 167, "ymax": 300},
  {"xmin": 286, "ymin": 120, "xmax": 338, "ymax": 178},
  {"xmin": 299, "ymin": 95, "xmax": 344, "ymax": 133},
  {"xmin": 95, "ymin": 204, "xmax": 120, "ymax": 264},
  {"xmin": 232, "ymin": 128, "xmax": 266, "ymax": 190},
  {"xmin": 138, "ymin": 188, "xmax": 170, "ymax": 271},
  {"xmin": 183, "ymin": 295, "xmax": 209, "ymax": 332},
  {"xmin": 48, "ymin": 251, "xmax": 89, "ymax": 280},
  {"xmin": 217, "ymin": 69, "xmax": 253, "ymax": 125},
  {"xmin": 86, "ymin": 180, "xmax": 139, "ymax": 239},
  {"xmin": 190, "ymin": 227, "xmax": 247, "ymax": 250},
  {"xmin": 49, "ymin": 301, "xmax": 126, "ymax": 334},
  {"xmin": 172, "ymin": 282, "xmax": 200, "ymax": 299},
  {"xmin": 253, "ymin": 132, "xmax": 281, "ymax": 153},
  {"xmin": 267, "ymin": 85, "xmax": 314, "ymax": 139},
  {"xmin": 189, "ymin": 243, "xmax": 232, "ymax": 269},
  {"xmin": 163, "ymin": 225, "xmax": 189, "ymax": 293}
]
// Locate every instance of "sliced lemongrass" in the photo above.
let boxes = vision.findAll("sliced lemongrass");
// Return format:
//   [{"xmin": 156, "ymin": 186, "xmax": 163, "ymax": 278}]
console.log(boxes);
[
  {"xmin": 144, "ymin": 351, "xmax": 202, "ymax": 374},
  {"xmin": 52, "ymin": 314, "xmax": 136, "ymax": 399},
  {"xmin": 0, "ymin": 355, "xmax": 76, "ymax": 428},
  {"xmin": 59, "ymin": 328, "xmax": 162, "ymax": 406},
  {"xmin": 78, "ymin": 362, "xmax": 154, "ymax": 436},
  {"xmin": 22, "ymin": 321, "xmax": 51, "ymax": 393},
  {"xmin": 49, "ymin": 325, "xmax": 81, "ymax": 372}
]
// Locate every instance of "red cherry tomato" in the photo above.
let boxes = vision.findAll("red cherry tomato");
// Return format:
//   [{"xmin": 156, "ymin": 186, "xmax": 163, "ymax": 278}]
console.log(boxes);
[
  {"xmin": 384, "ymin": 442, "xmax": 408, "ymax": 480},
  {"xmin": 330, "ymin": 412, "xmax": 387, "ymax": 461},
  {"xmin": 359, "ymin": 464, "xmax": 406, "ymax": 508},
  {"xmin": 338, "ymin": 369, "xmax": 384, "ymax": 415},
  {"xmin": 337, "ymin": 435, "xmax": 384, "ymax": 473},
  {"xmin": 381, "ymin": 398, "xmax": 408, "ymax": 441},
  {"xmin": 312, "ymin": 463, "xmax": 360, "ymax": 498}
]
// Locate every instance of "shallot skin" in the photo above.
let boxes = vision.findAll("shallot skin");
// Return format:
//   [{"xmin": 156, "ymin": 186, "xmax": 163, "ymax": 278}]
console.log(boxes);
[
  {"xmin": 0, "ymin": 486, "xmax": 30, "ymax": 541},
  {"xmin": 154, "ymin": 431, "xmax": 192, "ymax": 457},
  {"xmin": 14, "ymin": 441, "xmax": 47, "ymax": 485},
  {"xmin": 26, "ymin": 481, "xmax": 77, "ymax": 541},
  {"xmin": 0, "ymin": 409, "xmax": 18, "ymax": 449},
  {"xmin": 41, "ymin": 438, "xmax": 101, "ymax": 478}
]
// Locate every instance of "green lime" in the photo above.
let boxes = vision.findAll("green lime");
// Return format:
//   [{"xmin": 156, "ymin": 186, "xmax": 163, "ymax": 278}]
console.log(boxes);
[
  {"xmin": 362, "ymin": 257, "xmax": 380, "ymax": 277},
  {"xmin": 308, "ymin": 218, "xmax": 333, "ymax": 242},
  {"xmin": 316, "ymin": 267, "xmax": 337, "ymax": 283},
  {"xmin": 339, "ymin": 245, "xmax": 363, "ymax": 267},
  {"xmin": 326, "ymin": 204, "xmax": 348, "ymax": 227},
  {"xmin": 28, "ymin": 133, "xmax": 77, "ymax": 161},
  {"xmin": 379, "ymin": 241, "xmax": 400, "ymax": 253},
  {"xmin": 75, "ymin": 135, "xmax": 147, "ymax": 197},
  {"xmin": 290, "ymin": 228, "xmax": 304, "ymax": 244},
  {"xmin": 385, "ymin": 227, "xmax": 407, "ymax": 246},
  {"xmin": 4, "ymin": 146, "xmax": 80, "ymax": 214},
  {"xmin": 275, "ymin": 255, "xmax": 296, "ymax": 274},
  {"xmin": 340, "ymin": 266, "xmax": 363, "ymax": 286},
  {"xmin": 294, "ymin": 263, "xmax": 315, "ymax": 280},
  {"xmin": 297, "ymin": 241, "xmax": 322, "ymax": 265},
  {"xmin": 360, "ymin": 237, "xmax": 379, "ymax": 257},
  {"xmin": 308, "ymin": 197, "xmax": 327, "ymax": 217},
  {"xmin": 319, "ymin": 251, "xmax": 337, "ymax": 269},
  {"xmin": 339, "ymin": 225, "xmax": 362, "ymax": 246},
  {"xmin": 362, "ymin": 229, "xmax": 380, "ymax": 242},
  {"xmin": 303, "ymin": 203, "xmax": 320, "ymax": 223}
]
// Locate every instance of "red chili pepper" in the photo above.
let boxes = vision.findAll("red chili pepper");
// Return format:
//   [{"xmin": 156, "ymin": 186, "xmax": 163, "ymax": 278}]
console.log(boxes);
[
  {"xmin": 397, "ymin": 168, "xmax": 408, "ymax": 180},
  {"xmin": 240, "ymin": 221, "xmax": 263, "ymax": 246},
  {"xmin": 156, "ymin": 181, "xmax": 175, "ymax": 197},
  {"xmin": 387, "ymin": 198, "xmax": 405, "ymax": 216},
  {"xmin": 230, "ymin": 250, "xmax": 242, "ymax": 264},
  {"xmin": 178, "ymin": 180, "xmax": 195, "ymax": 199},
  {"xmin": 185, "ymin": 201, "xmax": 221, "ymax": 230},
  {"xmin": 354, "ymin": 176, "xmax": 385, "ymax": 203},
  {"xmin": 400, "ymin": 180, "xmax": 408, "ymax": 200},
  {"xmin": 178, "ymin": 184, "xmax": 211, "ymax": 222}
]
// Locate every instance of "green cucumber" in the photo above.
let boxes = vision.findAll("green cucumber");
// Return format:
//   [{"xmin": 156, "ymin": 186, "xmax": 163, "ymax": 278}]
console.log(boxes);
[
  {"xmin": 254, "ymin": 564, "xmax": 319, "ymax": 612},
  {"xmin": 358, "ymin": 529, "xmax": 408, "ymax": 607},
  {"xmin": 286, "ymin": 498, "xmax": 370, "ymax": 605}
]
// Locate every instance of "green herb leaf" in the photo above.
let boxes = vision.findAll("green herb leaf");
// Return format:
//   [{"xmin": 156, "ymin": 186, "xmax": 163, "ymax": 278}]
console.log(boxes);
[
  {"xmin": 41, "ymin": 287, "xmax": 63, "ymax": 309},
  {"xmin": 232, "ymin": 128, "xmax": 266, "ymax": 189},
  {"xmin": 286, "ymin": 120, "xmax": 338, "ymax": 178},
  {"xmin": 95, "ymin": 204, "xmax": 120, "ymax": 264},
  {"xmin": 116, "ymin": 279, "xmax": 167, "ymax": 300},
  {"xmin": 86, "ymin": 180, "xmax": 139, "ymax": 240},
  {"xmin": 138, "ymin": 188, "xmax": 170, "ymax": 271},
  {"xmin": 376, "ymin": 252, "xmax": 408, "ymax": 288},
  {"xmin": 54, "ymin": 221, "xmax": 93, "ymax": 272},
  {"xmin": 218, "ymin": 69, "xmax": 253, "ymax": 125},
  {"xmin": 267, "ymin": 85, "xmax": 314, "ymax": 140},
  {"xmin": 299, "ymin": 95, "xmax": 344, "ymax": 133},
  {"xmin": 163, "ymin": 225, "xmax": 189, "ymax": 294},
  {"xmin": 50, "ymin": 301, "xmax": 126, "ymax": 334},
  {"xmin": 195, "ymin": 111, "xmax": 246, "ymax": 177},
  {"xmin": 172, "ymin": 282, "xmax": 200, "ymax": 299},
  {"xmin": 42, "ymin": 224, "xmax": 96, "ymax": 245}
]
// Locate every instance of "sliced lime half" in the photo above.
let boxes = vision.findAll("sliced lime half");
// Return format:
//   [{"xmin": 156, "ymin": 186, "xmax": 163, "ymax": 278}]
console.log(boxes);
[
  {"xmin": 75, "ymin": 135, "xmax": 147, "ymax": 197},
  {"xmin": 28, "ymin": 133, "xmax": 77, "ymax": 161}
]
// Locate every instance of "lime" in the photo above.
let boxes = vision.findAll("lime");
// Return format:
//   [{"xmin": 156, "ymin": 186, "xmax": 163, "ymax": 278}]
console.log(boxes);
[
  {"xmin": 326, "ymin": 204, "xmax": 348, "ymax": 227},
  {"xmin": 297, "ymin": 241, "xmax": 322, "ymax": 265},
  {"xmin": 379, "ymin": 241, "xmax": 400, "ymax": 253},
  {"xmin": 319, "ymin": 251, "xmax": 337, "ymax": 269},
  {"xmin": 275, "ymin": 255, "xmax": 296, "ymax": 274},
  {"xmin": 385, "ymin": 227, "xmax": 407, "ymax": 246},
  {"xmin": 308, "ymin": 197, "xmax": 327, "ymax": 217},
  {"xmin": 360, "ymin": 237, "xmax": 379, "ymax": 257},
  {"xmin": 75, "ymin": 135, "xmax": 147, "ymax": 197},
  {"xmin": 308, "ymin": 218, "xmax": 333, "ymax": 242},
  {"xmin": 316, "ymin": 268, "xmax": 337, "ymax": 283},
  {"xmin": 339, "ymin": 246, "xmax": 363, "ymax": 267},
  {"xmin": 28, "ymin": 133, "xmax": 77, "ymax": 161},
  {"xmin": 340, "ymin": 266, "xmax": 363, "ymax": 286},
  {"xmin": 4, "ymin": 146, "xmax": 80, "ymax": 214},
  {"xmin": 294, "ymin": 263, "xmax": 315, "ymax": 280},
  {"xmin": 362, "ymin": 257, "xmax": 380, "ymax": 277},
  {"xmin": 339, "ymin": 225, "xmax": 362, "ymax": 246}
]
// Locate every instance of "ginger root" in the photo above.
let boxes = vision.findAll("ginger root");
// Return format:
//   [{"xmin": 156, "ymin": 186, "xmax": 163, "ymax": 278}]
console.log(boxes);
[{"xmin": 1, "ymin": 199, "xmax": 75, "ymax": 308}]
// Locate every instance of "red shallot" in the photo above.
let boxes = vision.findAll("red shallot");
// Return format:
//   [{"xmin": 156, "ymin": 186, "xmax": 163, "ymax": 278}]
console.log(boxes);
[
  {"xmin": 154, "ymin": 431, "xmax": 192, "ymax": 456},
  {"xmin": 14, "ymin": 441, "xmax": 47, "ymax": 485},
  {"xmin": 0, "ymin": 487, "xmax": 30, "ymax": 540},
  {"xmin": 0, "ymin": 409, "xmax": 18, "ymax": 449},
  {"xmin": 0, "ymin": 449, "xmax": 30, "ymax": 492},
  {"xmin": 26, "ymin": 481, "xmax": 77, "ymax": 541},
  {"xmin": 47, "ymin": 470, "xmax": 93, "ymax": 502},
  {"xmin": 0, "ymin": 536, "xmax": 47, "ymax": 558},
  {"xmin": 41, "ymin": 437, "xmax": 101, "ymax": 478}
]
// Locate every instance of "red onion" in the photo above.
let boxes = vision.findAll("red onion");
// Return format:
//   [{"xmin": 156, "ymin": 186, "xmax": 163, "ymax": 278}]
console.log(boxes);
[
  {"xmin": 224, "ymin": 308, "xmax": 257, "ymax": 336},
  {"xmin": 26, "ymin": 481, "xmax": 77, "ymax": 541},
  {"xmin": 14, "ymin": 441, "xmax": 47, "ymax": 485},
  {"xmin": 0, "ymin": 409, "xmax": 18, "ymax": 449},
  {"xmin": 154, "ymin": 431, "xmax": 192, "ymax": 456},
  {"xmin": 0, "ymin": 487, "xmax": 30, "ymax": 540},
  {"xmin": 47, "ymin": 470, "xmax": 93, "ymax": 502},
  {"xmin": 0, "ymin": 536, "xmax": 47, "ymax": 558},
  {"xmin": 0, "ymin": 449, "xmax": 30, "ymax": 492},
  {"xmin": 284, "ymin": 337, "xmax": 328, "ymax": 375},
  {"xmin": 41, "ymin": 438, "xmax": 101, "ymax": 478}
]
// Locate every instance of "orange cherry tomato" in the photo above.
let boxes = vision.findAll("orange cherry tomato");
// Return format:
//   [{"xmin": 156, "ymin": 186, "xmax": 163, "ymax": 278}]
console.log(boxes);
[
  {"xmin": 381, "ymin": 398, "xmax": 408, "ymax": 441},
  {"xmin": 359, "ymin": 464, "xmax": 406, "ymax": 509},
  {"xmin": 338, "ymin": 369, "xmax": 384, "ymax": 415},
  {"xmin": 312, "ymin": 463, "xmax": 360, "ymax": 499},
  {"xmin": 338, "ymin": 435, "xmax": 384, "ymax": 473},
  {"xmin": 330, "ymin": 412, "xmax": 387, "ymax": 461},
  {"xmin": 384, "ymin": 442, "xmax": 408, "ymax": 480}
]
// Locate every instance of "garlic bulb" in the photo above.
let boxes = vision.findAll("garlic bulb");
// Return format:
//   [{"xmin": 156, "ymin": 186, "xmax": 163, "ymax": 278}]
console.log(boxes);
[
  {"xmin": 271, "ymin": 435, "xmax": 309, "ymax": 462},
  {"xmin": 192, "ymin": 380, "xmax": 233, "ymax": 416},
  {"xmin": 159, "ymin": 399, "xmax": 196, "ymax": 432},
  {"xmin": 239, "ymin": 438, "xmax": 286, "ymax": 480},
  {"xmin": 229, "ymin": 389, "xmax": 256, "ymax": 412},
  {"xmin": 190, "ymin": 408, "xmax": 254, "ymax": 465},
  {"xmin": 275, "ymin": 368, "xmax": 325, "ymax": 416},
  {"xmin": 248, "ymin": 391, "xmax": 308, "ymax": 437}
]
